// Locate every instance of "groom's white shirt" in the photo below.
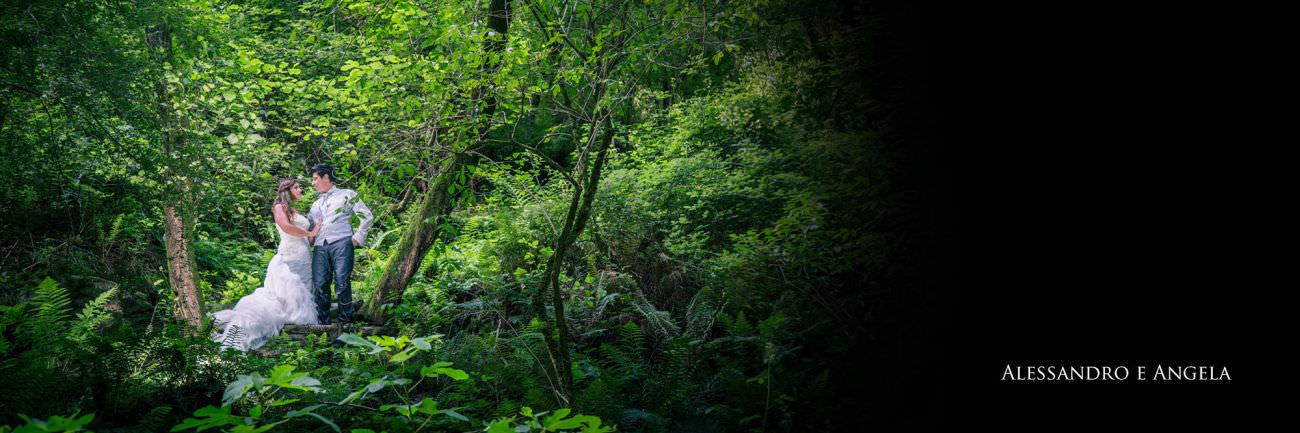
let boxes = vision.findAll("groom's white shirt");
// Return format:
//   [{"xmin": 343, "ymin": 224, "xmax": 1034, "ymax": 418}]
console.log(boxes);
[{"xmin": 309, "ymin": 186, "xmax": 374, "ymax": 247}]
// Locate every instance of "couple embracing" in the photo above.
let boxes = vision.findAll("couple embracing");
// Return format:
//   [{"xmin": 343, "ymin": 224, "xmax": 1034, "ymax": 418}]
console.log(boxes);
[{"xmin": 210, "ymin": 163, "xmax": 373, "ymax": 352}]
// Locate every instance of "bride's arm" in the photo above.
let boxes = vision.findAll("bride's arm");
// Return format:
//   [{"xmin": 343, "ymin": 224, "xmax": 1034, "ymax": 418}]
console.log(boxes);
[{"xmin": 273, "ymin": 204, "xmax": 321, "ymax": 238}]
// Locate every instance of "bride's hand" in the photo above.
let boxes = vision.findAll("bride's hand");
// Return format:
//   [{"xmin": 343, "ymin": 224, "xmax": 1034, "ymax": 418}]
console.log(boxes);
[{"xmin": 309, "ymin": 220, "xmax": 324, "ymax": 236}]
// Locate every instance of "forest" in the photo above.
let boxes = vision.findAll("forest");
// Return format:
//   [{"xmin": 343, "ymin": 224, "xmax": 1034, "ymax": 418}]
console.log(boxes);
[{"xmin": 1, "ymin": 0, "xmax": 934, "ymax": 431}]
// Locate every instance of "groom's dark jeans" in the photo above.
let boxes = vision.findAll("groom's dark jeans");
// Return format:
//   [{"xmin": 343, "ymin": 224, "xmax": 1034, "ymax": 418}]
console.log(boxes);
[{"xmin": 312, "ymin": 237, "xmax": 354, "ymax": 325}]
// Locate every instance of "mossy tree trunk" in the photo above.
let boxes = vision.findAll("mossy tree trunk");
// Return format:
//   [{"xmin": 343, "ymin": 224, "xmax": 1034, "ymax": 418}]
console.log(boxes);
[
  {"xmin": 146, "ymin": 22, "xmax": 204, "ymax": 329},
  {"xmin": 365, "ymin": 0, "xmax": 512, "ymax": 324}
]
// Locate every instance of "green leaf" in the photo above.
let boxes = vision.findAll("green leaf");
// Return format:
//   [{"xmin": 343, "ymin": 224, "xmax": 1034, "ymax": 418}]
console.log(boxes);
[
  {"xmin": 421, "ymin": 362, "xmax": 469, "ymax": 380},
  {"xmin": 338, "ymin": 333, "xmax": 384, "ymax": 354},
  {"xmin": 260, "ymin": 405, "xmax": 335, "ymax": 432},
  {"xmin": 301, "ymin": 412, "xmax": 340, "ymax": 433},
  {"xmin": 171, "ymin": 405, "xmax": 239, "ymax": 432},
  {"xmin": 487, "ymin": 419, "xmax": 515, "ymax": 433},
  {"xmin": 543, "ymin": 408, "xmax": 577, "ymax": 430},
  {"xmin": 289, "ymin": 374, "xmax": 323, "ymax": 391},
  {"xmin": 415, "ymin": 397, "xmax": 438, "ymax": 415},
  {"xmin": 339, "ymin": 389, "xmax": 366, "ymax": 405},
  {"xmin": 442, "ymin": 408, "xmax": 469, "ymax": 423},
  {"xmin": 366, "ymin": 378, "xmax": 386, "ymax": 393},
  {"xmin": 389, "ymin": 347, "xmax": 417, "ymax": 363},
  {"xmin": 13, "ymin": 412, "xmax": 96, "ymax": 433},
  {"xmin": 230, "ymin": 423, "xmax": 279, "ymax": 433},
  {"xmin": 222, "ymin": 375, "xmax": 255, "ymax": 406},
  {"xmin": 379, "ymin": 402, "xmax": 416, "ymax": 417}
]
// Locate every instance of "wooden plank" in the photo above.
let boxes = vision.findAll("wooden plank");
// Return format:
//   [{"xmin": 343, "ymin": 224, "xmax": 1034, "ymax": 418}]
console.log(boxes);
[
  {"xmin": 282, "ymin": 324, "xmax": 390, "ymax": 336},
  {"xmin": 214, "ymin": 323, "xmax": 392, "ymax": 339}
]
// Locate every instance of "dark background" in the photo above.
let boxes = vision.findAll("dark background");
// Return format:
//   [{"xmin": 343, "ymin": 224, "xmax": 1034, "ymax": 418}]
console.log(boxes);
[{"xmin": 880, "ymin": 0, "xmax": 1275, "ymax": 426}]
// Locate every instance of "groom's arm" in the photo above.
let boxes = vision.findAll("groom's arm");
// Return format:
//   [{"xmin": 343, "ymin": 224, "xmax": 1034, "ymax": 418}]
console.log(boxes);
[
  {"xmin": 351, "ymin": 195, "xmax": 374, "ymax": 247},
  {"xmin": 307, "ymin": 200, "xmax": 322, "ymax": 245},
  {"xmin": 308, "ymin": 199, "xmax": 322, "ymax": 226}
]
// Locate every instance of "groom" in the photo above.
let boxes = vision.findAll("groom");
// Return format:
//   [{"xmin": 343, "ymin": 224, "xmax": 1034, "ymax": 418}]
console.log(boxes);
[{"xmin": 308, "ymin": 163, "xmax": 374, "ymax": 326}]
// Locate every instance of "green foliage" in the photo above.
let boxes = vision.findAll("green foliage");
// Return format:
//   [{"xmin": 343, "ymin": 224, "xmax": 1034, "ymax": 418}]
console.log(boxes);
[
  {"xmin": 486, "ymin": 407, "xmax": 613, "ymax": 433},
  {"xmin": 3, "ymin": 0, "xmax": 893, "ymax": 431},
  {"xmin": 167, "ymin": 332, "xmax": 604, "ymax": 433},
  {"xmin": 67, "ymin": 286, "xmax": 119, "ymax": 346},
  {"xmin": 0, "ymin": 412, "xmax": 93, "ymax": 433},
  {"xmin": 0, "ymin": 278, "xmax": 108, "ymax": 416}
]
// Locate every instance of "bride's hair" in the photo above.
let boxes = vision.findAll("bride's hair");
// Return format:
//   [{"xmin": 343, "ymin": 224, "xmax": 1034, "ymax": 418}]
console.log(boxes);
[{"xmin": 273, "ymin": 178, "xmax": 298, "ymax": 219}]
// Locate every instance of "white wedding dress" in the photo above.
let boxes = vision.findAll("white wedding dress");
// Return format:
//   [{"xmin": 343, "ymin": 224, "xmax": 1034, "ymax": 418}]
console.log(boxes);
[{"xmin": 210, "ymin": 211, "xmax": 319, "ymax": 352}]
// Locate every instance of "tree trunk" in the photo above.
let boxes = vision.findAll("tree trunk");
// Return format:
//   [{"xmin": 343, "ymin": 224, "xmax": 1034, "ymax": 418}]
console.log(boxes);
[
  {"xmin": 364, "ymin": 0, "xmax": 511, "ymax": 324},
  {"xmin": 538, "ymin": 115, "xmax": 615, "ymax": 401},
  {"xmin": 164, "ymin": 200, "xmax": 203, "ymax": 328},
  {"xmin": 147, "ymin": 22, "xmax": 204, "ymax": 329},
  {"xmin": 365, "ymin": 153, "xmax": 463, "ymax": 323}
]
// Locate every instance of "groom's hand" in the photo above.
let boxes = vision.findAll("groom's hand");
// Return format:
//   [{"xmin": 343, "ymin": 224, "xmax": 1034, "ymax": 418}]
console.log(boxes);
[{"xmin": 352, "ymin": 239, "xmax": 360, "ymax": 247}]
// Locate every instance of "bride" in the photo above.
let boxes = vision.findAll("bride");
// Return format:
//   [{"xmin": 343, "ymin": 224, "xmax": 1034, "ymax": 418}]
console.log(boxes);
[{"xmin": 210, "ymin": 178, "xmax": 324, "ymax": 352}]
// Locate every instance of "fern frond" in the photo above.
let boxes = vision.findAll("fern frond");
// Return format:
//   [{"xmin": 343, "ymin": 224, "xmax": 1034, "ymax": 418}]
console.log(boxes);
[
  {"xmin": 589, "ymin": 292, "xmax": 620, "ymax": 324},
  {"xmin": 105, "ymin": 213, "xmax": 125, "ymax": 245},
  {"xmin": 463, "ymin": 216, "xmax": 483, "ymax": 239},
  {"xmin": 618, "ymin": 408, "xmax": 668, "ymax": 431},
  {"xmin": 683, "ymin": 289, "xmax": 721, "ymax": 342},
  {"xmin": 216, "ymin": 324, "xmax": 246, "ymax": 353},
  {"xmin": 618, "ymin": 320, "xmax": 644, "ymax": 349},
  {"xmin": 585, "ymin": 253, "xmax": 599, "ymax": 286},
  {"xmin": 136, "ymin": 405, "xmax": 173, "ymax": 433},
  {"xmin": 22, "ymin": 278, "xmax": 72, "ymax": 345},
  {"xmin": 627, "ymin": 291, "xmax": 680, "ymax": 339},
  {"xmin": 67, "ymin": 287, "xmax": 118, "ymax": 345},
  {"xmin": 370, "ymin": 227, "xmax": 399, "ymax": 250},
  {"xmin": 0, "ymin": 303, "xmax": 26, "ymax": 358},
  {"xmin": 601, "ymin": 321, "xmax": 646, "ymax": 380},
  {"xmin": 654, "ymin": 339, "xmax": 694, "ymax": 406},
  {"xmin": 723, "ymin": 310, "xmax": 753, "ymax": 337}
]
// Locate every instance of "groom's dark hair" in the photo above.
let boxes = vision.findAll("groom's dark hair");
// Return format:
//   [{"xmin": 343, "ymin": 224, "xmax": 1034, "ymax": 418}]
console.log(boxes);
[{"xmin": 310, "ymin": 163, "xmax": 337, "ymax": 183}]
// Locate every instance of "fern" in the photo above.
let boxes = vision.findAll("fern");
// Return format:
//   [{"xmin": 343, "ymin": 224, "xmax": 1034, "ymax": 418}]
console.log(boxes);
[
  {"xmin": 370, "ymin": 227, "xmax": 400, "ymax": 251},
  {"xmin": 683, "ymin": 288, "xmax": 722, "ymax": 342},
  {"xmin": 585, "ymin": 252, "xmax": 599, "ymax": 286},
  {"xmin": 617, "ymin": 321, "xmax": 645, "ymax": 352},
  {"xmin": 21, "ymin": 278, "xmax": 72, "ymax": 346},
  {"xmin": 216, "ymin": 323, "xmax": 246, "ymax": 352},
  {"xmin": 0, "ymin": 304, "xmax": 22, "ymax": 358},
  {"xmin": 0, "ymin": 278, "xmax": 116, "ymax": 418},
  {"xmin": 67, "ymin": 287, "xmax": 118, "ymax": 345},
  {"xmin": 651, "ymin": 338, "xmax": 694, "ymax": 408},
  {"xmin": 721, "ymin": 310, "xmax": 753, "ymax": 337},
  {"xmin": 136, "ymin": 406, "xmax": 174, "ymax": 433},
  {"xmin": 588, "ymin": 292, "xmax": 620, "ymax": 324},
  {"xmin": 462, "ymin": 216, "xmax": 484, "ymax": 239},
  {"xmin": 618, "ymin": 408, "xmax": 668, "ymax": 432},
  {"xmin": 104, "ymin": 213, "xmax": 126, "ymax": 245},
  {"xmin": 481, "ymin": 164, "xmax": 540, "ymax": 208},
  {"xmin": 627, "ymin": 291, "xmax": 680, "ymax": 340},
  {"xmin": 602, "ymin": 321, "xmax": 646, "ymax": 381},
  {"xmin": 33, "ymin": 277, "xmax": 72, "ymax": 323}
]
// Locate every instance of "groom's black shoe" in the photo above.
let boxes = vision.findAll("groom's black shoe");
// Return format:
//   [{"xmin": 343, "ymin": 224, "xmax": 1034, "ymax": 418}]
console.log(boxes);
[{"xmin": 329, "ymin": 338, "xmax": 347, "ymax": 348}]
